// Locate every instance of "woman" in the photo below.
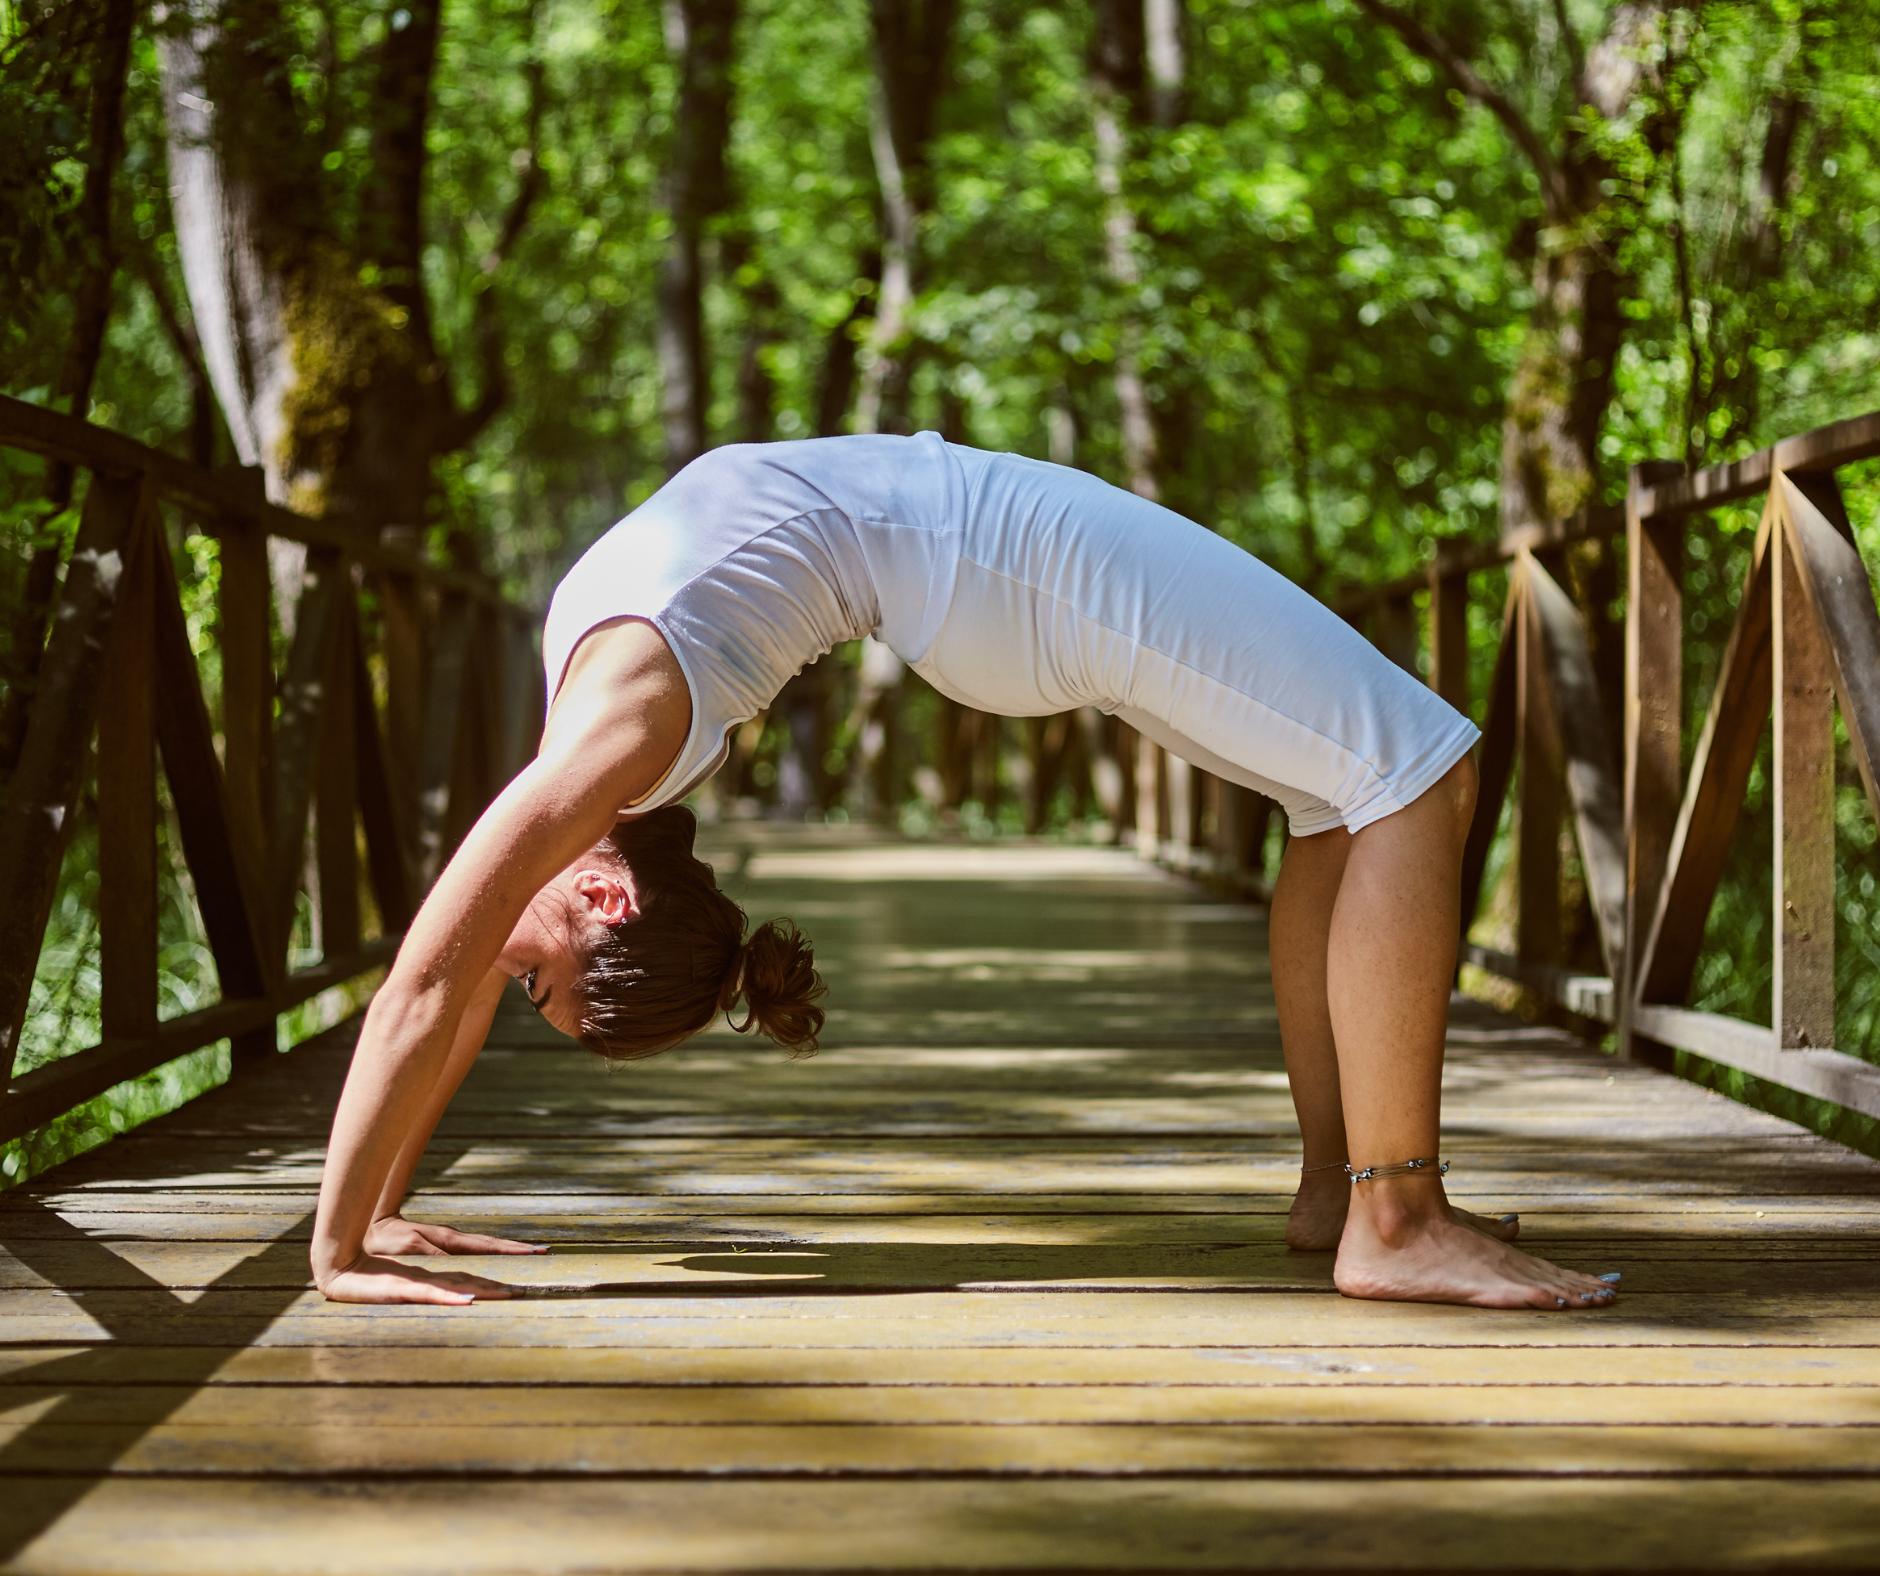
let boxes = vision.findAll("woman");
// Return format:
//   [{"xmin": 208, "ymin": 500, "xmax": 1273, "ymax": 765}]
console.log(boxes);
[{"xmin": 311, "ymin": 433, "xmax": 1620, "ymax": 1311}]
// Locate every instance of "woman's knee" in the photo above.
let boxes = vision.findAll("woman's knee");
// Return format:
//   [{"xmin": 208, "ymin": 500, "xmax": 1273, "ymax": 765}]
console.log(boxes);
[{"xmin": 1435, "ymin": 750, "xmax": 1478, "ymax": 842}]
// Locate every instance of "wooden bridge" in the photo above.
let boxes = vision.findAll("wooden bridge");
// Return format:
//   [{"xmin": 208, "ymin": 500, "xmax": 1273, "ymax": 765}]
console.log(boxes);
[{"xmin": 3, "ymin": 396, "xmax": 1880, "ymax": 1570}]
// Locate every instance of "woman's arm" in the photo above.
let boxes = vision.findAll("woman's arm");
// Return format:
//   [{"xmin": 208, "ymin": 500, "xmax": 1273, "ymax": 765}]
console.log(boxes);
[
  {"xmin": 310, "ymin": 621, "xmax": 689, "ymax": 1304},
  {"xmin": 360, "ymin": 965, "xmax": 548, "ymax": 1258}
]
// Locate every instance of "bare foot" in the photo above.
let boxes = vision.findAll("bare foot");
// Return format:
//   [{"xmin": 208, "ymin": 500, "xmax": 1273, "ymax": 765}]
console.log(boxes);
[
  {"xmin": 1286, "ymin": 1170, "xmax": 1521, "ymax": 1252},
  {"xmin": 1335, "ymin": 1204, "xmax": 1618, "ymax": 1310},
  {"xmin": 1285, "ymin": 1170, "xmax": 1354, "ymax": 1251}
]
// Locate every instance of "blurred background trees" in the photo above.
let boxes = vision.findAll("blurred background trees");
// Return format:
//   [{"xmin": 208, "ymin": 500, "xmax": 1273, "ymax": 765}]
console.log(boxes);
[
  {"xmin": 2, "ymin": 0, "xmax": 1878, "ymax": 1164},
  {"xmin": 7, "ymin": 0, "xmax": 1873, "ymax": 600}
]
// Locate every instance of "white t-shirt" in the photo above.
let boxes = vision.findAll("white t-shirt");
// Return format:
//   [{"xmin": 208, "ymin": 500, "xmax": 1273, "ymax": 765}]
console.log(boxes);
[{"xmin": 541, "ymin": 432, "xmax": 991, "ymax": 812}]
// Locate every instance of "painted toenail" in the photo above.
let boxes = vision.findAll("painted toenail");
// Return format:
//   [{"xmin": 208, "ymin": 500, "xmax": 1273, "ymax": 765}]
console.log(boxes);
[
  {"xmin": 1598, "ymin": 1272, "xmax": 1622, "ymax": 1283},
  {"xmin": 1499, "ymin": 1213, "xmax": 1518, "ymax": 1223},
  {"xmin": 1555, "ymin": 1296, "xmax": 1566, "ymax": 1307}
]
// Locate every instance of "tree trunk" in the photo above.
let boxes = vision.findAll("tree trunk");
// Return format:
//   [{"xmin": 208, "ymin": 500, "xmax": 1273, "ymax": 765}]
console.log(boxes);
[
  {"xmin": 854, "ymin": 0, "xmax": 956, "ymax": 437},
  {"xmin": 1090, "ymin": 0, "xmax": 1159, "ymax": 501},
  {"xmin": 153, "ymin": 0, "xmax": 321, "ymax": 506},
  {"xmin": 153, "ymin": 0, "xmax": 541, "ymax": 548},
  {"xmin": 848, "ymin": 2, "xmax": 956, "ymax": 818},
  {"xmin": 657, "ymin": 0, "xmax": 738, "ymax": 475},
  {"xmin": 0, "ymin": 0, "xmax": 135, "ymax": 774},
  {"xmin": 1496, "ymin": 1, "xmax": 1676, "ymax": 536}
]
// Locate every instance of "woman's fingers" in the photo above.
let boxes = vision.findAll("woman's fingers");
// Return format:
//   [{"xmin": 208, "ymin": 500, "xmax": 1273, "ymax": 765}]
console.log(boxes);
[
  {"xmin": 422, "ymin": 1226, "xmax": 549, "ymax": 1255},
  {"xmin": 317, "ymin": 1258, "xmax": 523, "ymax": 1305},
  {"xmin": 431, "ymin": 1270, "xmax": 523, "ymax": 1298}
]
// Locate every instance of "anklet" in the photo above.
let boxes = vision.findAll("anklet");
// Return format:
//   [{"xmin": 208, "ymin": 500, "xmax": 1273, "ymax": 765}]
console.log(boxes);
[
  {"xmin": 1300, "ymin": 1160, "xmax": 1349, "ymax": 1175},
  {"xmin": 1346, "ymin": 1156, "xmax": 1449, "ymax": 1184}
]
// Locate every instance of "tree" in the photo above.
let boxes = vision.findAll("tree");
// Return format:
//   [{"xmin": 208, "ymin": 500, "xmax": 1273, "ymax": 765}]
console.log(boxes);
[
  {"xmin": 656, "ymin": 0, "xmax": 737, "ymax": 474},
  {"xmin": 853, "ymin": 0, "xmax": 956, "ymax": 436},
  {"xmin": 1353, "ymin": 0, "xmax": 1688, "ymax": 535},
  {"xmin": 151, "ymin": 0, "xmax": 543, "ymax": 540},
  {"xmin": 0, "ymin": 0, "xmax": 134, "ymax": 770}
]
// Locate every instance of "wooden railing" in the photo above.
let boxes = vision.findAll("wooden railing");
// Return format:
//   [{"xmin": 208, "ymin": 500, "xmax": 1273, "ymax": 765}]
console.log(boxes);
[
  {"xmin": 1119, "ymin": 413, "xmax": 1880, "ymax": 1120},
  {"xmin": 7, "ymin": 392, "xmax": 1874, "ymax": 1145},
  {"xmin": 0, "ymin": 395, "xmax": 540, "ymax": 1143}
]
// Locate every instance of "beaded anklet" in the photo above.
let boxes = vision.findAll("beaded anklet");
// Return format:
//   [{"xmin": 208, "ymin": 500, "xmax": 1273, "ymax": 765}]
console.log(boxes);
[{"xmin": 1345, "ymin": 1156, "xmax": 1449, "ymax": 1184}]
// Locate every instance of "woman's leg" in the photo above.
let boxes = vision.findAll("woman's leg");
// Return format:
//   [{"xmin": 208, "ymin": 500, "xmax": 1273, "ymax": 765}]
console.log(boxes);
[
  {"xmin": 1326, "ymin": 754, "xmax": 1615, "ymax": 1308},
  {"xmin": 1272, "ymin": 814, "xmax": 1524, "ymax": 1252},
  {"xmin": 1268, "ymin": 826, "xmax": 1356, "ymax": 1248}
]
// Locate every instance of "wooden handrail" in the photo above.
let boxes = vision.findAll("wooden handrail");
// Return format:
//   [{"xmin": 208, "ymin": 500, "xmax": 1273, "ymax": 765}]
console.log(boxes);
[
  {"xmin": 1131, "ymin": 408, "xmax": 1880, "ymax": 1124},
  {"xmin": 0, "ymin": 393, "xmax": 512, "ymax": 608},
  {"xmin": 0, "ymin": 401, "xmax": 540, "ymax": 1149}
]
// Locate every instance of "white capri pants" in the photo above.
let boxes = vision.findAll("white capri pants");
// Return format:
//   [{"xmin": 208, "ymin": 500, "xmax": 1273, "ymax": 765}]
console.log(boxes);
[{"xmin": 908, "ymin": 453, "xmax": 1481, "ymax": 837}]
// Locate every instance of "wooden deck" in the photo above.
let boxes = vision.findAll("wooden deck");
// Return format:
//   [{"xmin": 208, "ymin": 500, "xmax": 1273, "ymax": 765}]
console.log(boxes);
[{"xmin": 3, "ymin": 827, "xmax": 1879, "ymax": 1574}]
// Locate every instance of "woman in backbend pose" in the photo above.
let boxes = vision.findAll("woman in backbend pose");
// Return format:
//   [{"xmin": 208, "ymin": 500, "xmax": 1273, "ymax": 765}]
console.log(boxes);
[{"xmin": 311, "ymin": 434, "xmax": 1620, "ymax": 1311}]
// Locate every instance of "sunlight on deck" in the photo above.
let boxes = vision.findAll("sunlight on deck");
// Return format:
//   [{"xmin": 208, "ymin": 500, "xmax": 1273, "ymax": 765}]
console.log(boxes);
[{"xmin": 3, "ymin": 828, "xmax": 1878, "ymax": 1573}]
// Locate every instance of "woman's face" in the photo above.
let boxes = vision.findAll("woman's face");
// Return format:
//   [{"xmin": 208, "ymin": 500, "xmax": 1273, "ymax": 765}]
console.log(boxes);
[{"xmin": 496, "ymin": 860, "xmax": 639, "ymax": 1039}]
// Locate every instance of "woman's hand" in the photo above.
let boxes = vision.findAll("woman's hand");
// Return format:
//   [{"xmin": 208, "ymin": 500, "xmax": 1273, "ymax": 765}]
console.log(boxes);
[
  {"xmin": 365, "ymin": 1214, "xmax": 549, "ymax": 1258},
  {"xmin": 316, "ymin": 1253, "xmax": 525, "ymax": 1305}
]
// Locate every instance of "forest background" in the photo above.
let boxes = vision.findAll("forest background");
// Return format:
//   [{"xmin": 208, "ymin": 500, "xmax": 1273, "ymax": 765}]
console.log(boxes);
[{"xmin": 2, "ymin": 0, "xmax": 1878, "ymax": 1178}]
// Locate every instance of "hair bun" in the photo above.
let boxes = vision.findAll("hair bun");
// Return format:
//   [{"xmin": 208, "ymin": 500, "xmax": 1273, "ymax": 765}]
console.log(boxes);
[{"xmin": 726, "ymin": 919, "xmax": 826, "ymax": 1056}]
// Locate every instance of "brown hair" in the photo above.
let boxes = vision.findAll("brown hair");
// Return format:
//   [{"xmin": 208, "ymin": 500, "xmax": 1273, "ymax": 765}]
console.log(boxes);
[{"xmin": 571, "ymin": 804, "xmax": 826, "ymax": 1061}]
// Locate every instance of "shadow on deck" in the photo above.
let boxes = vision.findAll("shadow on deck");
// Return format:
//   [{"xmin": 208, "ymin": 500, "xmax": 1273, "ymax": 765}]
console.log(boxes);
[{"xmin": 3, "ymin": 827, "xmax": 1879, "ymax": 1573}]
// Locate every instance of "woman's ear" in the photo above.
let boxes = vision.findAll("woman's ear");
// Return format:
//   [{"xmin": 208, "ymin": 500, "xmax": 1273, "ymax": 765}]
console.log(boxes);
[{"xmin": 572, "ymin": 867, "xmax": 636, "ymax": 926}]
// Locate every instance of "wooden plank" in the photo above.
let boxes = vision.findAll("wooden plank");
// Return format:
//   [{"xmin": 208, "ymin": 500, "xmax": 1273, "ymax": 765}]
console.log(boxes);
[
  {"xmin": 9, "ymin": 1206, "xmax": 1872, "ymax": 1244},
  {"xmin": 351, "ymin": 615, "xmax": 416, "ymax": 932},
  {"xmin": 1461, "ymin": 944, "xmax": 1613, "ymax": 1022},
  {"xmin": 314, "ymin": 577, "xmax": 361, "ymax": 958},
  {"xmin": 2, "ymin": 1241, "xmax": 1870, "ymax": 1295},
  {"xmin": 0, "ymin": 471, "xmax": 149, "ymax": 1086},
  {"xmin": 1459, "ymin": 569, "xmax": 1519, "ymax": 934},
  {"xmin": 0, "ymin": 939, "xmax": 396, "ymax": 1143},
  {"xmin": 1134, "ymin": 737, "xmax": 1167, "ymax": 860},
  {"xmin": 3, "ymin": 1478, "xmax": 1878, "ymax": 1574},
  {"xmin": 147, "ymin": 508, "xmax": 273, "ymax": 1002},
  {"xmin": 8, "ymin": 1341, "xmax": 1879, "ymax": 1388},
  {"xmin": 1426, "ymin": 563, "xmax": 1469, "ymax": 713},
  {"xmin": 215, "ymin": 473, "xmax": 272, "ymax": 868},
  {"xmin": 1630, "ymin": 1004, "xmax": 1880, "ymax": 1121},
  {"xmin": 13, "ymin": 1418, "xmax": 1880, "ymax": 1478},
  {"xmin": 1620, "ymin": 459, "xmax": 1685, "ymax": 1057},
  {"xmin": 375, "ymin": 568, "xmax": 425, "ymax": 824},
  {"xmin": 1525, "ymin": 554, "xmax": 1627, "ymax": 974},
  {"xmin": 13, "ymin": 1380, "xmax": 1880, "ymax": 1427},
  {"xmin": 95, "ymin": 502, "xmax": 158, "ymax": 1040},
  {"xmin": 1635, "ymin": 408, "xmax": 1880, "ymax": 519},
  {"xmin": 1634, "ymin": 502, "xmax": 1775, "ymax": 1008},
  {"xmin": 0, "ymin": 392, "xmax": 519, "ymax": 610},
  {"xmin": 8, "ymin": 1287, "xmax": 1880, "ymax": 1345},
  {"xmin": 265, "ymin": 550, "xmax": 340, "ymax": 957},
  {"xmin": 1772, "ymin": 491, "xmax": 1838, "ymax": 1051},
  {"xmin": 1777, "ymin": 470, "xmax": 1880, "ymax": 822},
  {"xmin": 416, "ymin": 591, "xmax": 473, "ymax": 888},
  {"xmin": 1515, "ymin": 556, "xmax": 1563, "ymax": 964},
  {"xmin": 1372, "ymin": 592, "xmax": 1419, "ymax": 674}
]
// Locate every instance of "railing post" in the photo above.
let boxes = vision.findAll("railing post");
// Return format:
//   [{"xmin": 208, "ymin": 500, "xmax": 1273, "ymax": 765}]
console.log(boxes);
[
  {"xmin": 1374, "ymin": 593, "xmax": 1419, "ymax": 675},
  {"xmin": 97, "ymin": 502, "xmax": 158, "ymax": 1042},
  {"xmin": 1427, "ymin": 558, "xmax": 1469, "ymax": 715},
  {"xmin": 1772, "ymin": 477, "xmax": 1838, "ymax": 1050},
  {"xmin": 1619, "ymin": 459, "xmax": 1686, "ymax": 1061},
  {"xmin": 1514, "ymin": 552, "xmax": 1563, "ymax": 966},
  {"xmin": 1135, "ymin": 737, "xmax": 1168, "ymax": 859},
  {"xmin": 218, "ymin": 468, "xmax": 272, "ymax": 872},
  {"xmin": 0, "ymin": 470, "xmax": 149, "ymax": 1088}
]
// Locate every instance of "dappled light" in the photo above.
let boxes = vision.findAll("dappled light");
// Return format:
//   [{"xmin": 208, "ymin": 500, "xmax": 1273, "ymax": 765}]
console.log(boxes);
[{"xmin": 5, "ymin": 832, "xmax": 1879, "ymax": 1569}]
